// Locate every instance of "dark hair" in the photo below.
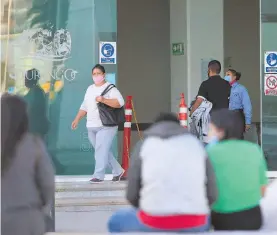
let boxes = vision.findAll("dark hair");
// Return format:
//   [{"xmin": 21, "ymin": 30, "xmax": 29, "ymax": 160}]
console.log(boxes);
[
  {"xmin": 92, "ymin": 64, "xmax": 105, "ymax": 74},
  {"xmin": 228, "ymin": 69, "xmax": 241, "ymax": 81},
  {"xmin": 211, "ymin": 109, "xmax": 243, "ymax": 140},
  {"xmin": 25, "ymin": 68, "xmax": 40, "ymax": 87},
  {"xmin": 25, "ymin": 68, "xmax": 40, "ymax": 81},
  {"xmin": 1, "ymin": 94, "xmax": 29, "ymax": 175},
  {"xmin": 154, "ymin": 112, "xmax": 179, "ymax": 124},
  {"xmin": 208, "ymin": 60, "xmax": 221, "ymax": 74}
]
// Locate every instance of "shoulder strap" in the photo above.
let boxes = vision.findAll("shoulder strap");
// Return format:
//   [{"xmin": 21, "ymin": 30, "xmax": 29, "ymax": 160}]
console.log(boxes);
[{"xmin": 101, "ymin": 84, "xmax": 116, "ymax": 96}]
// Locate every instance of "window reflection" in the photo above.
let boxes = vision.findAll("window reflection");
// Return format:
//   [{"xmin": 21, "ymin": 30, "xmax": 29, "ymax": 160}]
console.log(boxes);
[
  {"xmin": 261, "ymin": 0, "xmax": 277, "ymax": 171},
  {"xmin": 1, "ymin": 0, "xmax": 118, "ymax": 175}
]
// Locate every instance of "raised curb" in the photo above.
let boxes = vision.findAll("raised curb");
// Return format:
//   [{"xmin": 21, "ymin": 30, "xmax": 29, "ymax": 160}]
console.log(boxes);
[
  {"xmin": 56, "ymin": 197, "xmax": 128, "ymax": 207},
  {"xmin": 56, "ymin": 181, "xmax": 126, "ymax": 192}
]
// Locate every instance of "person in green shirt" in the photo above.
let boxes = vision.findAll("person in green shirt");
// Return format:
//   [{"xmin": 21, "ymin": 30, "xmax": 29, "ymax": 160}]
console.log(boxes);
[{"xmin": 207, "ymin": 109, "xmax": 268, "ymax": 231}]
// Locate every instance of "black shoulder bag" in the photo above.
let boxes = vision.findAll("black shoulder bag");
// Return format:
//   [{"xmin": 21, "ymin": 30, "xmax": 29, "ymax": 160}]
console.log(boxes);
[{"xmin": 97, "ymin": 84, "xmax": 125, "ymax": 126}]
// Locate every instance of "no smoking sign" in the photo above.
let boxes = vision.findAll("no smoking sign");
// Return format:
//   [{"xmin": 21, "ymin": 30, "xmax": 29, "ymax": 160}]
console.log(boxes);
[{"xmin": 264, "ymin": 74, "xmax": 277, "ymax": 96}]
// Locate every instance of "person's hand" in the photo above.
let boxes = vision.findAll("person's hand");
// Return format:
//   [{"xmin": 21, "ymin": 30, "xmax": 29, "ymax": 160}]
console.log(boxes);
[
  {"xmin": 245, "ymin": 124, "xmax": 251, "ymax": 132},
  {"xmin": 71, "ymin": 119, "xmax": 79, "ymax": 130},
  {"xmin": 96, "ymin": 96, "xmax": 104, "ymax": 103}
]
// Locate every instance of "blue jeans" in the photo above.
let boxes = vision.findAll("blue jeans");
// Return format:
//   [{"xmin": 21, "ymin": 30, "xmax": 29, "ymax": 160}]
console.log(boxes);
[
  {"xmin": 87, "ymin": 126, "xmax": 123, "ymax": 180},
  {"xmin": 108, "ymin": 208, "xmax": 210, "ymax": 233}
]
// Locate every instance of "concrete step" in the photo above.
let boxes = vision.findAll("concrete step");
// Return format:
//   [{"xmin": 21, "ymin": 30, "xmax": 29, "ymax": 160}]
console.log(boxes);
[
  {"xmin": 55, "ymin": 197, "xmax": 129, "ymax": 212},
  {"xmin": 56, "ymin": 197, "xmax": 128, "ymax": 207},
  {"xmin": 55, "ymin": 181, "xmax": 128, "ymax": 212},
  {"xmin": 55, "ymin": 181, "xmax": 126, "ymax": 199},
  {"xmin": 56, "ymin": 181, "xmax": 126, "ymax": 192}
]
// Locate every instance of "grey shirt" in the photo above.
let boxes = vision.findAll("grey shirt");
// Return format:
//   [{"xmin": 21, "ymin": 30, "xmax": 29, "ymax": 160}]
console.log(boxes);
[
  {"xmin": 1, "ymin": 133, "xmax": 55, "ymax": 213},
  {"xmin": 126, "ymin": 121, "xmax": 218, "ymax": 209}
]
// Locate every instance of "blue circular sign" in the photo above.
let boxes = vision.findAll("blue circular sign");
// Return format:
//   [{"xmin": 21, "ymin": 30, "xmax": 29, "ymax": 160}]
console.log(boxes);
[
  {"xmin": 266, "ymin": 53, "xmax": 277, "ymax": 67},
  {"xmin": 101, "ymin": 43, "xmax": 114, "ymax": 58}
]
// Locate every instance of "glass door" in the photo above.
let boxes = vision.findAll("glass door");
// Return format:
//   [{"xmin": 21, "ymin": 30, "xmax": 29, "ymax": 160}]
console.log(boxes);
[
  {"xmin": 1, "ymin": 0, "xmax": 118, "ymax": 175},
  {"xmin": 261, "ymin": 0, "xmax": 277, "ymax": 172}
]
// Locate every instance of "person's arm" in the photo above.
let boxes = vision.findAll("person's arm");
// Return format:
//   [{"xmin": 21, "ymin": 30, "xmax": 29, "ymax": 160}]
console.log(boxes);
[
  {"xmin": 126, "ymin": 141, "xmax": 143, "ymax": 208},
  {"xmin": 98, "ymin": 87, "xmax": 125, "ymax": 109},
  {"xmin": 241, "ymin": 87, "xmax": 252, "ymax": 127},
  {"xmin": 73, "ymin": 101, "xmax": 87, "ymax": 122},
  {"xmin": 72, "ymin": 91, "xmax": 88, "ymax": 129},
  {"xmin": 35, "ymin": 137, "xmax": 55, "ymax": 207},
  {"xmin": 190, "ymin": 97, "xmax": 204, "ymax": 116},
  {"xmin": 205, "ymin": 156, "xmax": 218, "ymax": 206},
  {"xmin": 101, "ymin": 98, "xmax": 121, "ymax": 108},
  {"xmin": 190, "ymin": 82, "xmax": 207, "ymax": 115},
  {"xmin": 76, "ymin": 89, "xmax": 89, "ymax": 121},
  {"xmin": 74, "ymin": 109, "xmax": 87, "ymax": 121}
]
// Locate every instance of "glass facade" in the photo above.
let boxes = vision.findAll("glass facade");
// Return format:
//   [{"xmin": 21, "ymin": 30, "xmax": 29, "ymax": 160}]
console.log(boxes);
[
  {"xmin": 1, "ymin": 0, "xmax": 118, "ymax": 175},
  {"xmin": 1, "ymin": 0, "xmax": 277, "ymax": 175},
  {"xmin": 261, "ymin": 0, "xmax": 277, "ymax": 171}
]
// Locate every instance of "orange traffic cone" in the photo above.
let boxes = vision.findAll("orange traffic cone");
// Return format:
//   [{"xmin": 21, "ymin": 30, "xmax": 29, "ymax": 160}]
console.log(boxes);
[{"xmin": 179, "ymin": 93, "xmax": 188, "ymax": 128}]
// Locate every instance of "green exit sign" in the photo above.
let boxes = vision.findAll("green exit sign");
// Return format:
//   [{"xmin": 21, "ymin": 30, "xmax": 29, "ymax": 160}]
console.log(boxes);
[{"xmin": 172, "ymin": 42, "xmax": 184, "ymax": 56}]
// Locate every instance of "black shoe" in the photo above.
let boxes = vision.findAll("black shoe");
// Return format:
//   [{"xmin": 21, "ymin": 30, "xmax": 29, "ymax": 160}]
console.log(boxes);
[
  {"xmin": 89, "ymin": 178, "xmax": 103, "ymax": 183},
  {"xmin": 112, "ymin": 170, "xmax": 125, "ymax": 182}
]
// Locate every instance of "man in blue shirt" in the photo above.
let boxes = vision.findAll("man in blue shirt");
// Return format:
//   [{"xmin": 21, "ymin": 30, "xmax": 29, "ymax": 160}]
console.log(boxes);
[{"xmin": 224, "ymin": 69, "xmax": 252, "ymax": 139}]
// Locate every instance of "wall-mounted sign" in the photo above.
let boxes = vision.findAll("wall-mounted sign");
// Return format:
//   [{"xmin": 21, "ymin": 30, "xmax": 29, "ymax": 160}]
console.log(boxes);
[
  {"xmin": 264, "ymin": 51, "xmax": 277, "ymax": 73},
  {"xmin": 172, "ymin": 42, "xmax": 184, "ymax": 56},
  {"xmin": 264, "ymin": 74, "xmax": 277, "ymax": 96},
  {"xmin": 99, "ymin": 41, "xmax": 117, "ymax": 64}
]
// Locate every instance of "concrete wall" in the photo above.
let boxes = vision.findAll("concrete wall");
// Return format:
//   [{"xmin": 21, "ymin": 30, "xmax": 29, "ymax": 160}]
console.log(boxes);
[
  {"xmin": 170, "ymin": 0, "xmax": 224, "ymax": 111},
  {"xmin": 116, "ymin": 0, "xmax": 261, "ymax": 155},
  {"xmin": 224, "ymin": 0, "xmax": 260, "ymax": 122},
  {"xmin": 117, "ymin": 0, "xmax": 260, "ymax": 123},
  {"xmin": 169, "ymin": 0, "xmax": 260, "ymax": 122},
  {"xmin": 117, "ymin": 0, "xmax": 171, "ymax": 122},
  {"xmin": 117, "ymin": 0, "xmax": 171, "ymax": 152},
  {"xmin": 187, "ymin": 0, "xmax": 224, "ymax": 106},
  {"xmin": 170, "ymin": 0, "xmax": 187, "ymax": 113}
]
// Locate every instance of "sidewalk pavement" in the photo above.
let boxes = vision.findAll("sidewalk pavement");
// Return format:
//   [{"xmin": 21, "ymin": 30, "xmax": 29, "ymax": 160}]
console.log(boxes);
[{"xmin": 56, "ymin": 211, "xmax": 112, "ymax": 233}]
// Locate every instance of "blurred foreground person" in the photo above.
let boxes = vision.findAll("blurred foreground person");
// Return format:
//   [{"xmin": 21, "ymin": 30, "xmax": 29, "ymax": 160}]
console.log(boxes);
[
  {"xmin": 261, "ymin": 179, "xmax": 277, "ymax": 231},
  {"xmin": 1, "ymin": 94, "xmax": 55, "ymax": 235},
  {"xmin": 207, "ymin": 109, "xmax": 268, "ymax": 231},
  {"xmin": 108, "ymin": 112, "xmax": 217, "ymax": 233}
]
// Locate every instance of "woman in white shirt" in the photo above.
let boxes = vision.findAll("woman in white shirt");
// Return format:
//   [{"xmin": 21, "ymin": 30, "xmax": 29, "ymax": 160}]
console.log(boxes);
[{"xmin": 71, "ymin": 64, "xmax": 125, "ymax": 183}]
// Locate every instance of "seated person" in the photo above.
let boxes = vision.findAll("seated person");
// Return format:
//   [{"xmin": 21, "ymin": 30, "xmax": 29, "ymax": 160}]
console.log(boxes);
[
  {"xmin": 207, "ymin": 109, "xmax": 268, "ymax": 231},
  {"xmin": 108, "ymin": 112, "xmax": 217, "ymax": 233}
]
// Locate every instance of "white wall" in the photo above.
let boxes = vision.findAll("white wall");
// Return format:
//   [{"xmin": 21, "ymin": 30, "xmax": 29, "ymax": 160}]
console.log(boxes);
[
  {"xmin": 187, "ymin": 0, "xmax": 224, "ymax": 105},
  {"xmin": 170, "ymin": 0, "xmax": 187, "ymax": 113},
  {"xmin": 118, "ymin": 0, "xmax": 171, "ymax": 123},
  {"xmin": 170, "ymin": 0, "xmax": 260, "ymax": 123},
  {"xmin": 224, "ymin": 0, "xmax": 260, "ymax": 122},
  {"xmin": 170, "ymin": 0, "xmax": 224, "ymax": 111}
]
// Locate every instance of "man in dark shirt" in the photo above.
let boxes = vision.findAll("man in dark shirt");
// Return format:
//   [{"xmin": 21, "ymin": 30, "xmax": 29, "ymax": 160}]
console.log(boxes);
[
  {"xmin": 190, "ymin": 60, "xmax": 231, "ymax": 115},
  {"xmin": 24, "ymin": 68, "xmax": 49, "ymax": 137}
]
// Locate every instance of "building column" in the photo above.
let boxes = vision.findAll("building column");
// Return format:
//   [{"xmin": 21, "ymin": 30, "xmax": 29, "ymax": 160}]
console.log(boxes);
[{"xmin": 170, "ymin": 0, "xmax": 224, "ymax": 111}]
